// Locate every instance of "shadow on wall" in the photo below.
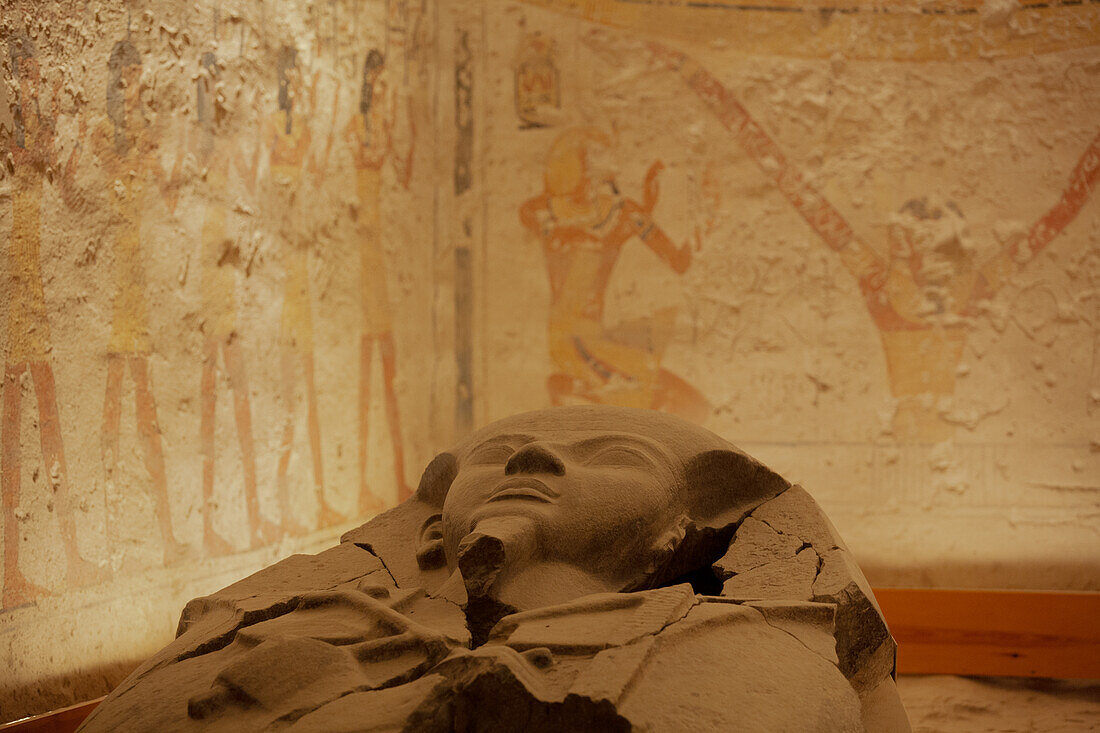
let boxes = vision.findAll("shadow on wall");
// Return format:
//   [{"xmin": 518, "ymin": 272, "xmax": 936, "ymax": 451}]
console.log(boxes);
[{"xmin": 0, "ymin": 657, "xmax": 140, "ymax": 725}]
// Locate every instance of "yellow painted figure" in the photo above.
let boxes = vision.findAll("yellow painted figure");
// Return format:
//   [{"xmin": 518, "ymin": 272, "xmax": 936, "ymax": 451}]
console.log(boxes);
[
  {"xmin": 194, "ymin": 52, "xmax": 277, "ymax": 554},
  {"xmin": 247, "ymin": 46, "xmax": 344, "ymax": 532},
  {"xmin": 87, "ymin": 39, "xmax": 188, "ymax": 567},
  {"xmin": 2, "ymin": 36, "xmax": 109, "ymax": 610},
  {"xmin": 343, "ymin": 49, "xmax": 414, "ymax": 509},
  {"xmin": 520, "ymin": 128, "xmax": 709, "ymax": 422}
]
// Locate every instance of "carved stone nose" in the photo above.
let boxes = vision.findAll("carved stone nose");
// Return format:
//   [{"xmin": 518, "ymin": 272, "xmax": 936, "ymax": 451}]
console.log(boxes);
[{"xmin": 504, "ymin": 443, "xmax": 565, "ymax": 476}]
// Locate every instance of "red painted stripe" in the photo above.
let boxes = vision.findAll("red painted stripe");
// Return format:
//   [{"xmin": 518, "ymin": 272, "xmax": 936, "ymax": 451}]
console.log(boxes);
[{"xmin": 650, "ymin": 42, "xmax": 857, "ymax": 253}]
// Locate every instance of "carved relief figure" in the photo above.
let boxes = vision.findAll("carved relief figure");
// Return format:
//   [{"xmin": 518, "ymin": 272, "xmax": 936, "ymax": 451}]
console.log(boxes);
[
  {"xmin": 87, "ymin": 38, "xmax": 189, "ymax": 567},
  {"xmin": 2, "ymin": 35, "xmax": 107, "ymax": 610},
  {"xmin": 642, "ymin": 39, "xmax": 1100, "ymax": 441},
  {"xmin": 81, "ymin": 406, "xmax": 909, "ymax": 731},
  {"xmin": 250, "ymin": 46, "xmax": 344, "ymax": 533},
  {"xmin": 519, "ymin": 128, "xmax": 710, "ymax": 421},
  {"xmin": 193, "ymin": 52, "xmax": 276, "ymax": 555},
  {"xmin": 343, "ymin": 49, "xmax": 415, "ymax": 509}
]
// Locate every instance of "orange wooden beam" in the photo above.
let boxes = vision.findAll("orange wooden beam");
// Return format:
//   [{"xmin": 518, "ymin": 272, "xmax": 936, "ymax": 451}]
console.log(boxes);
[
  {"xmin": 0, "ymin": 698, "xmax": 102, "ymax": 733},
  {"xmin": 875, "ymin": 588, "xmax": 1100, "ymax": 679}
]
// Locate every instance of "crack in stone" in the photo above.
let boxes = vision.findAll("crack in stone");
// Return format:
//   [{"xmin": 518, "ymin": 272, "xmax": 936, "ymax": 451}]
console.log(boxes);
[
  {"xmin": 754, "ymin": 516, "xmax": 840, "ymax": 556},
  {"xmin": 355, "ymin": 542, "xmax": 399, "ymax": 588},
  {"xmin": 653, "ymin": 593, "xmax": 699, "ymax": 637},
  {"xmin": 753, "ymin": 515, "xmax": 793, "ymax": 541},
  {"xmin": 429, "ymin": 591, "xmax": 464, "ymax": 612},
  {"xmin": 173, "ymin": 597, "xmax": 302, "ymax": 666},
  {"xmin": 743, "ymin": 605, "xmax": 836, "ymax": 667}
]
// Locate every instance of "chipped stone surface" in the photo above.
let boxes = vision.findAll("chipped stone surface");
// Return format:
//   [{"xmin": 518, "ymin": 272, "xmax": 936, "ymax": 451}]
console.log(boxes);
[
  {"xmin": 81, "ymin": 406, "xmax": 908, "ymax": 731},
  {"xmin": 727, "ymin": 484, "xmax": 898, "ymax": 696},
  {"xmin": 750, "ymin": 485, "xmax": 848, "ymax": 552},
  {"xmin": 287, "ymin": 674, "xmax": 446, "ymax": 733},
  {"xmin": 813, "ymin": 547, "xmax": 897, "ymax": 693},
  {"xmin": 713, "ymin": 516, "xmax": 805, "ymax": 577},
  {"xmin": 177, "ymin": 543, "xmax": 388, "ymax": 635},
  {"xmin": 721, "ymin": 546, "xmax": 820, "ymax": 601}
]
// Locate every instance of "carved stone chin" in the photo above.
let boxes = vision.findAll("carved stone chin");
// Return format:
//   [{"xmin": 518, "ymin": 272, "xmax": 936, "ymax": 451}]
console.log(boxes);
[{"xmin": 80, "ymin": 405, "xmax": 911, "ymax": 732}]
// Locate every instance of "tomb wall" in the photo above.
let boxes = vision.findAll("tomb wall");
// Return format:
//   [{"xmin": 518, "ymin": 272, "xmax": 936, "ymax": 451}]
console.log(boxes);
[{"xmin": 2, "ymin": 0, "xmax": 1098, "ymax": 721}]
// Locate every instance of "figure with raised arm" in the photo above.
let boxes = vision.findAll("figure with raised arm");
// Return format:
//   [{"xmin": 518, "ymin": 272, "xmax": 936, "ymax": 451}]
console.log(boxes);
[
  {"xmin": 519, "ymin": 128, "xmax": 709, "ymax": 422},
  {"xmin": 639, "ymin": 37, "xmax": 1100, "ymax": 441}
]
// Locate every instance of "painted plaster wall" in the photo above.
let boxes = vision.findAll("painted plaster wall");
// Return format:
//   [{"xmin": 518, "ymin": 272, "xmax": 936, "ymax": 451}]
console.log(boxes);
[
  {"xmin": 2, "ymin": 0, "xmax": 1099, "ymax": 722},
  {"xmin": 444, "ymin": 0, "xmax": 1100, "ymax": 590},
  {"xmin": 0, "ymin": 0, "xmax": 436, "ymax": 719}
]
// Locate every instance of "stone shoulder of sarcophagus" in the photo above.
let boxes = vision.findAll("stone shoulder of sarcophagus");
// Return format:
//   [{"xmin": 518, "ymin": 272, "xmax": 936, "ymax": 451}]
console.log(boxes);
[{"xmin": 714, "ymin": 484, "xmax": 907, "ymax": 730}]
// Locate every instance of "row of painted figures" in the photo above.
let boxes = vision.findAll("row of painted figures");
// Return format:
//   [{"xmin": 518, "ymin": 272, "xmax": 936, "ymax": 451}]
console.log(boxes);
[
  {"xmin": 5, "ymin": 27, "xmax": 1100, "ymax": 612},
  {"xmin": 2, "ymin": 36, "xmax": 414, "ymax": 610}
]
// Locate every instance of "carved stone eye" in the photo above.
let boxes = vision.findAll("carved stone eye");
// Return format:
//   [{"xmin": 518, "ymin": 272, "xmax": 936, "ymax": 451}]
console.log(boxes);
[
  {"xmin": 588, "ymin": 446, "xmax": 651, "ymax": 468},
  {"xmin": 468, "ymin": 443, "xmax": 515, "ymax": 464}
]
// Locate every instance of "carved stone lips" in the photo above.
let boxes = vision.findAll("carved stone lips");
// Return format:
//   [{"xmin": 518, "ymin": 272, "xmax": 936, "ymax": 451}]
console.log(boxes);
[{"xmin": 488, "ymin": 476, "xmax": 560, "ymax": 503}]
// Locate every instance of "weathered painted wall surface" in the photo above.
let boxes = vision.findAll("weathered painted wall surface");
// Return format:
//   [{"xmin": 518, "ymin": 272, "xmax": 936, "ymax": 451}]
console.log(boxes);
[
  {"xmin": 0, "ymin": 0, "xmax": 436, "ymax": 718},
  {"xmin": 2, "ymin": 0, "xmax": 1099, "ymax": 722},
  {"xmin": 444, "ymin": 0, "xmax": 1100, "ymax": 590}
]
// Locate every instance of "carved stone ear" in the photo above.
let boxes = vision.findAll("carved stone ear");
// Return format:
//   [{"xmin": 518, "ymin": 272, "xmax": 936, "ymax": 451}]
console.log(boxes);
[
  {"xmin": 654, "ymin": 449, "xmax": 790, "ymax": 586},
  {"xmin": 633, "ymin": 514, "xmax": 691, "ymax": 591},
  {"xmin": 414, "ymin": 452, "xmax": 457, "ymax": 507},
  {"xmin": 683, "ymin": 448, "xmax": 790, "ymax": 528},
  {"xmin": 415, "ymin": 514, "xmax": 446, "ymax": 570}
]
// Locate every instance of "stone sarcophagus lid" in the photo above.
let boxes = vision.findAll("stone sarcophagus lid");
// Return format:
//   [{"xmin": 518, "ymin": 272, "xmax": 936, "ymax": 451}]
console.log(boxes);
[{"xmin": 81, "ymin": 406, "xmax": 910, "ymax": 731}]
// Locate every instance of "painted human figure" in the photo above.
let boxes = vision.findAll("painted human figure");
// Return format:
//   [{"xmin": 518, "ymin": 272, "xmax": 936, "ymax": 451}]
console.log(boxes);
[
  {"xmin": 242, "ymin": 46, "xmax": 344, "ymax": 533},
  {"xmin": 641, "ymin": 39, "xmax": 1100, "ymax": 441},
  {"xmin": 86, "ymin": 39, "xmax": 188, "ymax": 566},
  {"xmin": 824, "ymin": 194, "xmax": 1100, "ymax": 441},
  {"xmin": 1, "ymin": 36, "xmax": 109, "ymax": 610},
  {"xmin": 519, "ymin": 128, "xmax": 710, "ymax": 422},
  {"xmin": 193, "ymin": 52, "xmax": 279, "ymax": 554},
  {"xmin": 342, "ymin": 49, "xmax": 415, "ymax": 509}
]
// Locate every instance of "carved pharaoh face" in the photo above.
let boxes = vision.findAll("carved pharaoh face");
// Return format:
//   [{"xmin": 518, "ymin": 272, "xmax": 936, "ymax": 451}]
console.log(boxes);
[
  {"xmin": 439, "ymin": 419, "xmax": 687, "ymax": 591},
  {"xmin": 403, "ymin": 406, "xmax": 787, "ymax": 616}
]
